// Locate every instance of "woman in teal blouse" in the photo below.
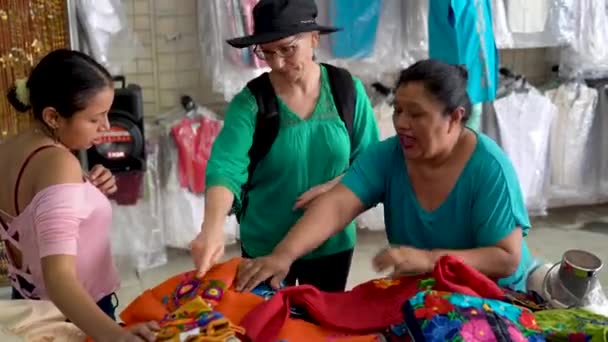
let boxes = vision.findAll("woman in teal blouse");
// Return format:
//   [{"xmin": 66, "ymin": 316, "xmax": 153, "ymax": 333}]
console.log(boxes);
[
  {"xmin": 190, "ymin": 0, "xmax": 379, "ymax": 292},
  {"xmin": 235, "ymin": 59, "xmax": 535, "ymax": 293}
]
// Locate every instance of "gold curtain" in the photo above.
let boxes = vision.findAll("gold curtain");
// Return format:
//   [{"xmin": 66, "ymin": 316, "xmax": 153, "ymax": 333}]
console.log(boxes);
[
  {"xmin": 0, "ymin": 0, "xmax": 70, "ymax": 140},
  {"xmin": 0, "ymin": 0, "xmax": 70, "ymax": 285}
]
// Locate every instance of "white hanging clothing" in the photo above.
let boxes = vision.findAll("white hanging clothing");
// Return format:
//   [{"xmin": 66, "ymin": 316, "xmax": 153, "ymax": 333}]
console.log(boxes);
[
  {"xmin": 545, "ymin": 83, "xmax": 598, "ymax": 206},
  {"xmin": 506, "ymin": 0, "xmax": 550, "ymax": 34},
  {"xmin": 494, "ymin": 89, "xmax": 556, "ymax": 215},
  {"xmin": 492, "ymin": 0, "xmax": 514, "ymax": 48}
]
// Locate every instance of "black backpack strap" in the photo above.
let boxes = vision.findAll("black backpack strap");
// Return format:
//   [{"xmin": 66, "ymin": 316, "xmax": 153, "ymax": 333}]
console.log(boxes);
[
  {"xmin": 321, "ymin": 63, "xmax": 356, "ymax": 144},
  {"xmin": 231, "ymin": 72, "xmax": 280, "ymax": 221},
  {"xmin": 246, "ymin": 72, "xmax": 281, "ymax": 178}
]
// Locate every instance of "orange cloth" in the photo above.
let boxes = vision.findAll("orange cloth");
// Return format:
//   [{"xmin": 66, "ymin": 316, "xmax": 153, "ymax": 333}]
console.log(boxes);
[{"xmin": 117, "ymin": 257, "xmax": 379, "ymax": 342}]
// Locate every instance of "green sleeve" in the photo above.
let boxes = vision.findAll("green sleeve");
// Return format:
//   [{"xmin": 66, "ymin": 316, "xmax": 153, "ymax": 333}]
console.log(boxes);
[
  {"xmin": 205, "ymin": 88, "xmax": 257, "ymax": 202},
  {"xmin": 472, "ymin": 157, "xmax": 531, "ymax": 247},
  {"xmin": 341, "ymin": 138, "xmax": 394, "ymax": 208},
  {"xmin": 349, "ymin": 77, "xmax": 380, "ymax": 161}
]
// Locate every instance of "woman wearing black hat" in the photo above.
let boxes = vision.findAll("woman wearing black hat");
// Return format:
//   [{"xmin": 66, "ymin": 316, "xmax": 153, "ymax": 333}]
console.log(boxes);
[{"xmin": 190, "ymin": 0, "xmax": 379, "ymax": 292}]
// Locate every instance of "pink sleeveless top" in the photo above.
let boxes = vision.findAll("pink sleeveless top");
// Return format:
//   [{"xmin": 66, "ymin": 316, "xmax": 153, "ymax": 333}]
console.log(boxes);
[{"xmin": 0, "ymin": 146, "xmax": 119, "ymax": 301}]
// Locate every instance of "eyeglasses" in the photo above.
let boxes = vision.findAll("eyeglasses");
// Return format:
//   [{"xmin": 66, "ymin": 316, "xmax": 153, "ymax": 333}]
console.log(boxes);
[{"xmin": 253, "ymin": 37, "xmax": 301, "ymax": 60}]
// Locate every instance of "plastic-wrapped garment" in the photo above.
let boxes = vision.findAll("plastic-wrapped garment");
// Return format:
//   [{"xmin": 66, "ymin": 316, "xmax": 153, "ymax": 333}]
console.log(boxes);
[
  {"xmin": 198, "ymin": 0, "xmax": 407, "ymax": 96},
  {"xmin": 500, "ymin": 0, "xmax": 575, "ymax": 49},
  {"xmin": 482, "ymin": 73, "xmax": 533, "ymax": 145},
  {"xmin": 587, "ymin": 82, "xmax": 608, "ymax": 198},
  {"xmin": 110, "ymin": 137, "xmax": 168, "ymax": 272},
  {"xmin": 506, "ymin": 0, "xmax": 550, "ymax": 34},
  {"xmin": 156, "ymin": 107, "xmax": 239, "ymax": 250},
  {"xmin": 559, "ymin": 0, "xmax": 608, "ymax": 78},
  {"xmin": 545, "ymin": 82, "xmax": 599, "ymax": 207},
  {"xmin": 356, "ymin": 205, "xmax": 386, "ymax": 232},
  {"xmin": 428, "ymin": 0, "xmax": 498, "ymax": 104},
  {"xmin": 494, "ymin": 89, "xmax": 556, "ymax": 216},
  {"xmin": 327, "ymin": 0, "xmax": 383, "ymax": 59},
  {"xmin": 171, "ymin": 115, "xmax": 223, "ymax": 194},
  {"xmin": 198, "ymin": 0, "xmax": 268, "ymax": 101},
  {"xmin": 402, "ymin": 0, "xmax": 428, "ymax": 63},
  {"xmin": 76, "ymin": 0, "xmax": 142, "ymax": 75},
  {"xmin": 315, "ymin": 0, "xmax": 407, "ymax": 84},
  {"xmin": 492, "ymin": 0, "xmax": 514, "ymax": 49}
]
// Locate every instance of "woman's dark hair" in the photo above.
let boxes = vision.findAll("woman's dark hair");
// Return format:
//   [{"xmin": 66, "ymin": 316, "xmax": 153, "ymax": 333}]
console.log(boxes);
[
  {"xmin": 396, "ymin": 59, "xmax": 472, "ymax": 123},
  {"xmin": 6, "ymin": 49, "xmax": 113, "ymax": 121}
]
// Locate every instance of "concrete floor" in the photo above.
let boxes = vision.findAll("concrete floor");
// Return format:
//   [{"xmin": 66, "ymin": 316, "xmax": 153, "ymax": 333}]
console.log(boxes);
[
  {"xmin": 1, "ymin": 205, "xmax": 608, "ymax": 312},
  {"xmin": 112, "ymin": 205, "xmax": 608, "ymax": 314}
]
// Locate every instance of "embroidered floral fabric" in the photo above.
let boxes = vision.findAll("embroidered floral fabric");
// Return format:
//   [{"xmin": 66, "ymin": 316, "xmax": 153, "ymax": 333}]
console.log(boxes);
[
  {"xmin": 534, "ymin": 309, "xmax": 608, "ymax": 342},
  {"xmin": 157, "ymin": 296, "xmax": 244, "ymax": 341},
  {"xmin": 402, "ymin": 290, "xmax": 546, "ymax": 342},
  {"xmin": 119, "ymin": 258, "xmax": 381, "ymax": 342},
  {"xmin": 118, "ymin": 259, "xmax": 248, "ymax": 342}
]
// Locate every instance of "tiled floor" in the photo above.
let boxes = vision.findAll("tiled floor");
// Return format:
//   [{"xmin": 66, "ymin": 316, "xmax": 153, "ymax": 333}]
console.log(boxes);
[{"xmin": 2, "ymin": 205, "xmax": 608, "ymax": 314}]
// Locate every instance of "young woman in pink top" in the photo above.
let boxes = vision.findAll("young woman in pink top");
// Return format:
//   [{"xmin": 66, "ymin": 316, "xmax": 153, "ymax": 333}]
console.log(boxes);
[{"xmin": 0, "ymin": 49, "xmax": 157, "ymax": 342}]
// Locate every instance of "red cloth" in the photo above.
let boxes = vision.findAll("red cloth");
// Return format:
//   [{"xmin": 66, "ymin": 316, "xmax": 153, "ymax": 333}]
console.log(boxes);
[
  {"xmin": 240, "ymin": 255, "xmax": 505, "ymax": 342},
  {"xmin": 171, "ymin": 115, "xmax": 222, "ymax": 194},
  {"xmin": 433, "ymin": 254, "xmax": 505, "ymax": 300}
]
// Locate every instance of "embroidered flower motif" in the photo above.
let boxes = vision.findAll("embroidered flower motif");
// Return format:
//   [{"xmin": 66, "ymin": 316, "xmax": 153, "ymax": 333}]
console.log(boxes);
[
  {"xmin": 414, "ymin": 294, "xmax": 455, "ymax": 319},
  {"xmin": 422, "ymin": 315, "xmax": 462, "ymax": 341},
  {"xmin": 373, "ymin": 278, "xmax": 401, "ymax": 289},
  {"xmin": 202, "ymin": 284, "xmax": 224, "ymax": 301},
  {"xmin": 518, "ymin": 310, "xmax": 539, "ymax": 330},
  {"xmin": 507, "ymin": 325, "xmax": 528, "ymax": 342},
  {"xmin": 460, "ymin": 307, "xmax": 482, "ymax": 319},
  {"xmin": 461, "ymin": 318, "xmax": 494, "ymax": 341},
  {"xmin": 176, "ymin": 278, "xmax": 202, "ymax": 299}
]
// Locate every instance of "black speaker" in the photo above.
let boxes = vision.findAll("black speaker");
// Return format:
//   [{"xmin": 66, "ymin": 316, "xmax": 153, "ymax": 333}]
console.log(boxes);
[{"xmin": 87, "ymin": 76, "xmax": 146, "ymax": 173}]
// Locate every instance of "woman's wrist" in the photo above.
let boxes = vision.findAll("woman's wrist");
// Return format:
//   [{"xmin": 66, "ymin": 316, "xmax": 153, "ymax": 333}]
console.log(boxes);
[{"xmin": 271, "ymin": 243, "xmax": 299, "ymax": 264}]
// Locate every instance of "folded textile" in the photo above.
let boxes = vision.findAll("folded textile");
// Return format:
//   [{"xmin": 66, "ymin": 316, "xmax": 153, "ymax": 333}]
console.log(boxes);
[
  {"xmin": 535, "ymin": 309, "xmax": 608, "ymax": 342},
  {"xmin": 402, "ymin": 290, "xmax": 546, "ymax": 342},
  {"xmin": 0, "ymin": 299, "xmax": 85, "ymax": 342},
  {"xmin": 120, "ymin": 258, "xmax": 380, "ymax": 342},
  {"xmin": 240, "ymin": 255, "xmax": 505, "ymax": 342}
]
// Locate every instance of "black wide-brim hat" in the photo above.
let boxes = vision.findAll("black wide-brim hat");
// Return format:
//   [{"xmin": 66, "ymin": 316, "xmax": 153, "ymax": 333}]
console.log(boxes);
[{"xmin": 226, "ymin": 0, "xmax": 341, "ymax": 49}]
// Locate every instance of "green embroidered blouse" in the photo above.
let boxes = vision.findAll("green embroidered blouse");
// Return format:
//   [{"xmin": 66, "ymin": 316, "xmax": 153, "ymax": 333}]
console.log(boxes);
[{"xmin": 206, "ymin": 65, "xmax": 380, "ymax": 259}]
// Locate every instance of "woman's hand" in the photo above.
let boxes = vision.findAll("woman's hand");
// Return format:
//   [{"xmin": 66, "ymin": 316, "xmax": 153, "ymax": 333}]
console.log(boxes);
[
  {"xmin": 126, "ymin": 321, "xmax": 160, "ymax": 341},
  {"xmin": 294, "ymin": 175, "xmax": 343, "ymax": 210},
  {"xmin": 235, "ymin": 253, "xmax": 294, "ymax": 292},
  {"xmin": 190, "ymin": 224, "xmax": 225, "ymax": 277},
  {"xmin": 373, "ymin": 246, "xmax": 435, "ymax": 277},
  {"xmin": 110, "ymin": 321, "xmax": 159, "ymax": 342},
  {"xmin": 89, "ymin": 164, "xmax": 117, "ymax": 195}
]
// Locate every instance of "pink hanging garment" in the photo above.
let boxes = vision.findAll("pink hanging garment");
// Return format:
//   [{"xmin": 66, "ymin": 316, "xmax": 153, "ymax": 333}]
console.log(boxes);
[{"xmin": 171, "ymin": 115, "xmax": 223, "ymax": 194}]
